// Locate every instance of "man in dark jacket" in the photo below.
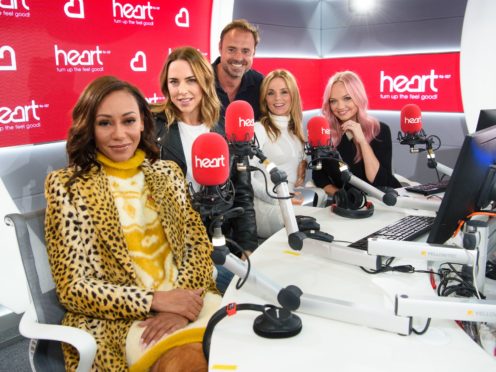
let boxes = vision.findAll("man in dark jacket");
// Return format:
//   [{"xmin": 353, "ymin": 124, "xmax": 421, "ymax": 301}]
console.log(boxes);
[{"xmin": 213, "ymin": 19, "xmax": 264, "ymax": 122}]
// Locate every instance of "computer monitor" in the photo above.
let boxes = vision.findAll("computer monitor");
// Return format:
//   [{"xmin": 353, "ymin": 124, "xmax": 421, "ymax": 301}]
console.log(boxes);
[
  {"xmin": 475, "ymin": 109, "xmax": 496, "ymax": 132},
  {"xmin": 427, "ymin": 125, "xmax": 496, "ymax": 244}
]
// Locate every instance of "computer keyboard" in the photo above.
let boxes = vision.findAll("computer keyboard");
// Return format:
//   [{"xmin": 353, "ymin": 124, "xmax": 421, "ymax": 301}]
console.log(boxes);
[
  {"xmin": 405, "ymin": 179, "xmax": 450, "ymax": 196},
  {"xmin": 348, "ymin": 215, "xmax": 435, "ymax": 250}
]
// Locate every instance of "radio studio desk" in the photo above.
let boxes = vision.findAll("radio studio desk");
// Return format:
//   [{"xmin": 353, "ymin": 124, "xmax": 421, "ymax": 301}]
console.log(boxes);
[{"xmin": 207, "ymin": 193, "xmax": 496, "ymax": 371}]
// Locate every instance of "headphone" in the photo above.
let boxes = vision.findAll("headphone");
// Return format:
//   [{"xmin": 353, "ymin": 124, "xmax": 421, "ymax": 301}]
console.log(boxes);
[{"xmin": 332, "ymin": 187, "xmax": 374, "ymax": 218}]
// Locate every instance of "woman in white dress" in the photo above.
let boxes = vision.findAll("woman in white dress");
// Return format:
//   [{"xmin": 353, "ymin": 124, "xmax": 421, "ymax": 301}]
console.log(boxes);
[{"xmin": 251, "ymin": 69, "xmax": 307, "ymax": 238}]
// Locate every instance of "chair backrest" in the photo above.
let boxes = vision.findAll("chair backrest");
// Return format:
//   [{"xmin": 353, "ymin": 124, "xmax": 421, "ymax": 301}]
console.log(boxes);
[
  {"xmin": 5, "ymin": 209, "xmax": 66, "ymax": 325},
  {"xmin": 5, "ymin": 209, "xmax": 66, "ymax": 371}
]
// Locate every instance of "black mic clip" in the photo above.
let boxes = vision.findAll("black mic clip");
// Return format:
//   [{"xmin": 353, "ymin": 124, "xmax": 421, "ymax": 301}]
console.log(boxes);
[
  {"xmin": 398, "ymin": 130, "xmax": 432, "ymax": 154},
  {"xmin": 305, "ymin": 145, "xmax": 341, "ymax": 171},
  {"xmin": 229, "ymin": 140, "xmax": 255, "ymax": 172},
  {"xmin": 190, "ymin": 181, "xmax": 235, "ymax": 219}
]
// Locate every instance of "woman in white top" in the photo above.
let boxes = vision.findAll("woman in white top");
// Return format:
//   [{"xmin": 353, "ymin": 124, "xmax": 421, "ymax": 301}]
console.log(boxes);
[{"xmin": 252, "ymin": 69, "xmax": 307, "ymax": 238}]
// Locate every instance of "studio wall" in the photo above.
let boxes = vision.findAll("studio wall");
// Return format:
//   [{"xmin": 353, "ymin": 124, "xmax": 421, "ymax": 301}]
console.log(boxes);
[{"xmin": 1, "ymin": 0, "xmax": 212, "ymax": 148}]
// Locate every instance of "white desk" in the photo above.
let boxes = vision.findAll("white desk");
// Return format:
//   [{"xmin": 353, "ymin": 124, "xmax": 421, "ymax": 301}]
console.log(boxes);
[{"xmin": 208, "ymin": 202, "xmax": 496, "ymax": 371}]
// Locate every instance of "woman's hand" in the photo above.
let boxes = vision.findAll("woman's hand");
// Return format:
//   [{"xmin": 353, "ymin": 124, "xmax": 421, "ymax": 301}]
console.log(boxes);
[
  {"xmin": 341, "ymin": 120, "xmax": 365, "ymax": 145},
  {"xmin": 291, "ymin": 191, "xmax": 304, "ymax": 205},
  {"xmin": 151, "ymin": 288, "xmax": 203, "ymax": 321},
  {"xmin": 139, "ymin": 312, "xmax": 189, "ymax": 348}
]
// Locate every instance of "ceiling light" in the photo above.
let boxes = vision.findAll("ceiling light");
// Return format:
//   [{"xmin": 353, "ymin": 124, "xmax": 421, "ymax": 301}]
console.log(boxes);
[{"xmin": 349, "ymin": 0, "xmax": 376, "ymax": 14}]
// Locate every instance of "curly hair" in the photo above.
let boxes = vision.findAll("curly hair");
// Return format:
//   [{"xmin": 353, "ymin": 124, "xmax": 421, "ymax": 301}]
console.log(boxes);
[
  {"xmin": 152, "ymin": 46, "xmax": 220, "ymax": 128},
  {"xmin": 259, "ymin": 69, "xmax": 304, "ymax": 144},
  {"xmin": 66, "ymin": 76, "xmax": 159, "ymax": 186}
]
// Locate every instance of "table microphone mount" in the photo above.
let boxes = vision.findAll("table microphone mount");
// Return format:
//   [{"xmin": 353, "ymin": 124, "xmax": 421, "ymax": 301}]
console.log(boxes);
[
  {"xmin": 196, "ymin": 190, "xmax": 303, "ymax": 346},
  {"xmin": 399, "ymin": 130, "xmax": 453, "ymax": 178}
]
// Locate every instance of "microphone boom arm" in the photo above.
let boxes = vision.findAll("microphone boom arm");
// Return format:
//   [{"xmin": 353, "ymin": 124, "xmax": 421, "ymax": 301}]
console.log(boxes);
[
  {"xmin": 339, "ymin": 161, "xmax": 441, "ymax": 212},
  {"xmin": 210, "ymin": 225, "xmax": 412, "ymax": 335},
  {"xmin": 249, "ymin": 143, "xmax": 382, "ymax": 269}
]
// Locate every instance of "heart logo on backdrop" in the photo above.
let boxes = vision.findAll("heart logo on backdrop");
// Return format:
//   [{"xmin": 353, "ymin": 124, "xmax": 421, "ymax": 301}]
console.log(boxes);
[
  {"xmin": 0, "ymin": 46, "xmax": 17, "ymax": 71},
  {"xmin": 130, "ymin": 51, "xmax": 147, "ymax": 72},
  {"xmin": 64, "ymin": 0, "xmax": 85, "ymax": 19},
  {"xmin": 175, "ymin": 8, "xmax": 189, "ymax": 28}
]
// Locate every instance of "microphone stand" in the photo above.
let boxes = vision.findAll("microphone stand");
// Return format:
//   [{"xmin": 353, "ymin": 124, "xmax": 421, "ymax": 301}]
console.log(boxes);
[
  {"xmin": 191, "ymin": 171, "xmax": 412, "ymax": 335},
  {"xmin": 207, "ymin": 208, "xmax": 412, "ymax": 335},
  {"xmin": 250, "ymin": 146, "xmax": 381, "ymax": 270},
  {"xmin": 399, "ymin": 130, "xmax": 453, "ymax": 178},
  {"xmin": 340, "ymin": 164, "xmax": 441, "ymax": 212},
  {"xmin": 309, "ymin": 146, "xmax": 441, "ymax": 212},
  {"xmin": 425, "ymin": 139, "xmax": 453, "ymax": 178}
]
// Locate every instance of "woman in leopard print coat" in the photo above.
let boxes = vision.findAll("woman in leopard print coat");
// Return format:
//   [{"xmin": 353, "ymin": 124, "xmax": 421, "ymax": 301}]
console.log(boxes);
[{"xmin": 44, "ymin": 76, "xmax": 220, "ymax": 371}]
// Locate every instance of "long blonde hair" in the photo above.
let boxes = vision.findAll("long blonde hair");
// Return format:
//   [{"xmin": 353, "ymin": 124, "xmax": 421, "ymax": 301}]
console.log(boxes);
[
  {"xmin": 152, "ymin": 46, "xmax": 220, "ymax": 128},
  {"xmin": 259, "ymin": 69, "xmax": 304, "ymax": 144}
]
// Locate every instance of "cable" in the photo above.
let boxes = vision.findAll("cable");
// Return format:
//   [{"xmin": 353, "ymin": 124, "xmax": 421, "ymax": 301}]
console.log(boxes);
[
  {"xmin": 486, "ymin": 260, "xmax": 496, "ymax": 279},
  {"xmin": 412, "ymin": 318, "xmax": 431, "ymax": 335},
  {"xmin": 202, "ymin": 302, "xmax": 302, "ymax": 362},
  {"xmin": 248, "ymin": 165, "xmax": 293, "ymax": 200},
  {"xmin": 202, "ymin": 303, "xmax": 265, "ymax": 361},
  {"xmin": 360, "ymin": 257, "xmax": 418, "ymax": 274},
  {"xmin": 453, "ymin": 211, "xmax": 496, "ymax": 238},
  {"xmin": 436, "ymin": 263, "xmax": 485, "ymax": 299},
  {"xmin": 427, "ymin": 135, "xmax": 441, "ymax": 151},
  {"xmin": 225, "ymin": 237, "xmax": 251, "ymax": 290}
]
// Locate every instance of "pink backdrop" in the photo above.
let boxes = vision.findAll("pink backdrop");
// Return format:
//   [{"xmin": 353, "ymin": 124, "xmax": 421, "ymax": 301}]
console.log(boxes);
[
  {"xmin": 0, "ymin": 0, "xmax": 212, "ymax": 148},
  {"xmin": 254, "ymin": 52, "xmax": 462, "ymax": 113},
  {"xmin": 1, "ymin": 1, "xmax": 463, "ymax": 148}
]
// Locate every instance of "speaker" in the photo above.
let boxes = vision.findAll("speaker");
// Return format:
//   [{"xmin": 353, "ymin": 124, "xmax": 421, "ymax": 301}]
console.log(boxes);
[{"xmin": 332, "ymin": 187, "xmax": 374, "ymax": 218}]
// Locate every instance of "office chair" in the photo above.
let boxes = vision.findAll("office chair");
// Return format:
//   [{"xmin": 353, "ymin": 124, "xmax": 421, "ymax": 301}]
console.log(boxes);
[{"xmin": 5, "ymin": 209, "xmax": 96, "ymax": 372}]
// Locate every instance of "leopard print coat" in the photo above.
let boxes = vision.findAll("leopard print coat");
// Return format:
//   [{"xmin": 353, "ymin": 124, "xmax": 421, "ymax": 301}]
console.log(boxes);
[{"xmin": 44, "ymin": 159, "xmax": 217, "ymax": 371}]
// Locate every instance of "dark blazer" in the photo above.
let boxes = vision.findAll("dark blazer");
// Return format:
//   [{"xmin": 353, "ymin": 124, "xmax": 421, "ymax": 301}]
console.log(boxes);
[{"xmin": 154, "ymin": 113, "xmax": 259, "ymax": 253}]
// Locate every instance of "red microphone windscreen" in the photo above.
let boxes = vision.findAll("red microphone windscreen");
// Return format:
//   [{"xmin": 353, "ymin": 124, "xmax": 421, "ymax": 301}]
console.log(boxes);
[
  {"xmin": 307, "ymin": 116, "xmax": 331, "ymax": 147},
  {"xmin": 225, "ymin": 100, "xmax": 255, "ymax": 142},
  {"xmin": 191, "ymin": 133, "xmax": 230, "ymax": 186},
  {"xmin": 400, "ymin": 104, "xmax": 422, "ymax": 135}
]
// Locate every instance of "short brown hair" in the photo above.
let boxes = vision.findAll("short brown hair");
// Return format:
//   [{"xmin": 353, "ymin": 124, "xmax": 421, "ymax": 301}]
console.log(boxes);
[{"xmin": 220, "ymin": 19, "xmax": 260, "ymax": 48}]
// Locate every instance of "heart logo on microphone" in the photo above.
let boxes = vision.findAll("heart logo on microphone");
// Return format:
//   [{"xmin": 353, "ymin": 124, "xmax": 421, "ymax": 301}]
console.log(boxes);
[
  {"xmin": 64, "ymin": 0, "xmax": 85, "ymax": 19},
  {"xmin": 175, "ymin": 8, "xmax": 189, "ymax": 28},
  {"xmin": 0, "ymin": 46, "xmax": 17, "ymax": 71},
  {"xmin": 130, "ymin": 51, "xmax": 147, "ymax": 72}
]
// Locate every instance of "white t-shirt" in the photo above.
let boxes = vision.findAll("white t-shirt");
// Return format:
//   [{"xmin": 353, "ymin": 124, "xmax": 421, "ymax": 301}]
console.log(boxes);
[{"xmin": 177, "ymin": 121, "xmax": 209, "ymax": 191}]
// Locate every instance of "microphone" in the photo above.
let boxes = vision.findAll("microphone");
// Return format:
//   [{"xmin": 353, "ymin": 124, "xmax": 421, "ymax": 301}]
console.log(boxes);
[
  {"xmin": 225, "ymin": 100, "xmax": 255, "ymax": 172},
  {"xmin": 398, "ymin": 103, "xmax": 430, "ymax": 153},
  {"xmin": 305, "ymin": 116, "xmax": 339, "ymax": 170},
  {"xmin": 190, "ymin": 132, "xmax": 235, "ymax": 217},
  {"xmin": 398, "ymin": 104, "xmax": 453, "ymax": 177}
]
